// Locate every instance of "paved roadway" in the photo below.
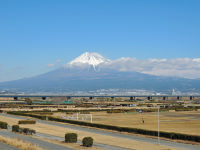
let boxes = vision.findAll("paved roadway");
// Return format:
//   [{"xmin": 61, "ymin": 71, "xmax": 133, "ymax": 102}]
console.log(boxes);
[
  {"xmin": 1, "ymin": 113, "xmax": 200, "ymax": 150},
  {"xmin": 0, "ymin": 130, "xmax": 73, "ymax": 150},
  {"xmin": 0, "ymin": 142, "xmax": 19, "ymax": 150},
  {"xmin": 7, "ymin": 124, "xmax": 131, "ymax": 150},
  {"xmin": 1, "ymin": 113, "xmax": 131, "ymax": 150},
  {"xmin": 36, "ymin": 120, "xmax": 200, "ymax": 150},
  {"xmin": 36, "ymin": 132, "xmax": 132, "ymax": 150}
]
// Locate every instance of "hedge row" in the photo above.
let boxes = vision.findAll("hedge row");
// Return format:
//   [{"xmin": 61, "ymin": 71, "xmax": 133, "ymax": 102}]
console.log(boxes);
[
  {"xmin": 35, "ymin": 112, "xmax": 54, "ymax": 115},
  {"xmin": 188, "ymin": 106, "xmax": 200, "ymax": 109},
  {"xmin": 0, "ymin": 121, "xmax": 7, "ymax": 129},
  {"xmin": 107, "ymin": 109, "xmax": 158, "ymax": 113},
  {"xmin": 19, "ymin": 128, "xmax": 36, "ymax": 135},
  {"xmin": 161, "ymin": 106, "xmax": 198, "ymax": 112},
  {"xmin": 48, "ymin": 116, "xmax": 200, "ymax": 142},
  {"xmin": 7, "ymin": 111, "xmax": 47, "ymax": 120},
  {"xmin": 107, "ymin": 107, "xmax": 198, "ymax": 113},
  {"xmin": 12, "ymin": 125, "xmax": 35, "ymax": 135},
  {"xmin": 107, "ymin": 109, "xmax": 127, "ymax": 113},
  {"xmin": 175, "ymin": 108, "xmax": 196, "ymax": 111},
  {"xmin": 8, "ymin": 107, "xmax": 193, "ymax": 115},
  {"xmin": 58, "ymin": 109, "xmax": 105, "ymax": 113},
  {"xmin": 18, "ymin": 120, "xmax": 36, "ymax": 124}
]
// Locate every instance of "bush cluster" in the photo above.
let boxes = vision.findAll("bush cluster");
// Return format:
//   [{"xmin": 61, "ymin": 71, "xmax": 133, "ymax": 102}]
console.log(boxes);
[
  {"xmin": 18, "ymin": 120, "xmax": 36, "ymax": 124},
  {"xmin": 48, "ymin": 116, "xmax": 200, "ymax": 142},
  {"xmin": 65, "ymin": 133, "xmax": 77, "ymax": 143},
  {"xmin": 0, "ymin": 121, "xmax": 7, "ymax": 129},
  {"xmin": 12, "ymin": 125, "xmax": 35, "ymax": 135},
  {"xmin": 12, "ymin": 125, "xmax": 19, "ymax": 132},
  {"xmin": 19, "ymin": 128, "xmax": 36, "ymax": 135},
  {"xmin": 82, "ymin": 137, "xmax": 93, "ymax": 147}
]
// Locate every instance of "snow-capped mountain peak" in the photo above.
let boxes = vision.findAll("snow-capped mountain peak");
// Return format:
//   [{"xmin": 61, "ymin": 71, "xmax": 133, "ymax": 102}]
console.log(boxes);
[{"xmin": 69, "ymin": 52, "xmax": 110, "ymax": 67}]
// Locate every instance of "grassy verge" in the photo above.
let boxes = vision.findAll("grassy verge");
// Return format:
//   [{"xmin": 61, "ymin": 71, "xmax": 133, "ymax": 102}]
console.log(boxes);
[{"xmin": 0, "ymin": 135, "xmax": 45, "ymax": 150}]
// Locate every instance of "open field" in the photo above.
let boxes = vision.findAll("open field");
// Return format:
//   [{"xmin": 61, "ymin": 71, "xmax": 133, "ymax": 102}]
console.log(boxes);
[
  {"xmin": 0, "ymin": 97, "xmax": 200, "ymax": 149},
  {"xmin": 0, "ymin": 114, "xmax": 182, "ymax": 150},
  {"xmin": 53, "ymin": 110, "xmax": 200, "ymax": 136},
  {"xmin": 0, "ymin": 135, "xmax": 45, "ymax": 150}
]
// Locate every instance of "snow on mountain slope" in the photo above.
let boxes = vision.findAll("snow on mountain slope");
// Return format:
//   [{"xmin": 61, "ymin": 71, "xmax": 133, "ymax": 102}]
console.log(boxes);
[
  {"xmin": 1, "ymin": 51, "xmax": 200, "ymax": 94},
  {"xmin": 69, "ymin": 52, "xmax": 110, "ymax": 68}
]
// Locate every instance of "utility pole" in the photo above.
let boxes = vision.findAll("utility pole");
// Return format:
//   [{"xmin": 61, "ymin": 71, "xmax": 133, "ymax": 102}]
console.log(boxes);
[
  {"xmin": 90, "ymin": 114, "xmax": 92, "ymax": 123},
  {"xmin": 114, "ymin": 98, "xmax": 116, "ymax": 108},
  {"xmin": 158, "ymin": 106, "xmax": 160, "ymax": 144},
  {"xmin": 76, "ymin": 113, "xmax": 79, "ymax": 120}
]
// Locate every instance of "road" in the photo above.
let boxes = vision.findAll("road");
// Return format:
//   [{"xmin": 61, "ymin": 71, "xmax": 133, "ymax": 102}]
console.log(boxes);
[
  {"xmin": 36, "ymin": 132, "xmax": 132, "ymax": 150},
  {"xmin": 1, "ymin": 113, "xmax": 131, "ymax": 150},
  {"xmin": 0, "ymin": 142, "xmax": 19, "ymax": 150},
  {"xmin": 1, "ymin": 113, "xmax": 200, "ymax": 150},
  {"xmin": 0, "ymin": 130, "xmax": 73, "ymax": 150},
  {"xmin": 37, "ymin": 120, "xmax": 200, "ymax": 150}
]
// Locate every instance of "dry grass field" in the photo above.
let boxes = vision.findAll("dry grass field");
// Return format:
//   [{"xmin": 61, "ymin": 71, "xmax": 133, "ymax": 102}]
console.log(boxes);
[
  {"xmin": 53, "ymin": 110, "xmax": 200, "ymax": 136},
  {"xmin": 0, "ymin": 135, "xmax": 45, "ymax": 150},
  {"xmin": 0, "ymin": 115, "xmax": 181, "ymax": 150}
]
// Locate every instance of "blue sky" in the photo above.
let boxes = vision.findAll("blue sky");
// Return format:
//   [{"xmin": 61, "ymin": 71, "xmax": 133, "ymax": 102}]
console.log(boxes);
[{"xmin": 0, "ymin": 0, "xmax": 200, "ymax": 82}]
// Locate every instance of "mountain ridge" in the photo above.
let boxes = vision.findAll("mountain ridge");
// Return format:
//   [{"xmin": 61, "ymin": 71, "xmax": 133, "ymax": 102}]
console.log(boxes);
[{"xmin": 1, "ymin": 52, "xmax": 200, "ymax": 94}]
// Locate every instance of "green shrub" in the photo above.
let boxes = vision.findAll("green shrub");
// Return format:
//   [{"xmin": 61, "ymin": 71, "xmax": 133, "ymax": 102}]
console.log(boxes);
[
  {"xmin": 0, "ymin": 121, "xmax": 7, "ymax": 129},
  {"xmin": 12, "ymin": 125, "xmax": 19, "ymax": 132},
  {"xmin": 18, "ymin": 120, "xmax": 36, "ymax": 124},
  {"xmin": 82, "ymin": 137, "xmax": 93, "ymax": 147},
  {"xmin": 19, "ymin": 128, "xmax": 36, "ymax": 135},
  {"xmin": 65, "ymin": 133, "xmax": 77, "ymax": 143}
]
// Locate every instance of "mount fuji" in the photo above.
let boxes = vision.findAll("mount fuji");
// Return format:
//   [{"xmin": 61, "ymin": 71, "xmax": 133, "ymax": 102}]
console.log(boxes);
[
  {"xmin": 69, "ymin": 52, "xmax": 110, "ymax": 68},
  {"xmin": 1, "ymin": 52, "xmax": 200, "ymax": 94}
]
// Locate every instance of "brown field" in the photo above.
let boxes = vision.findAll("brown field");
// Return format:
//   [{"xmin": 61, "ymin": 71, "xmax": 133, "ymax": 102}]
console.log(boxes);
[
  {"xmin": 0, "ymin": 135, "xmax": 45, "ymax": 150},
  {"xmin": 0, "ymin": 115, "xmax": 181, "ymax": 150},
  {"xmin": 53, "ymin": 110, "xmax": 200, "ymax": 136}
]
